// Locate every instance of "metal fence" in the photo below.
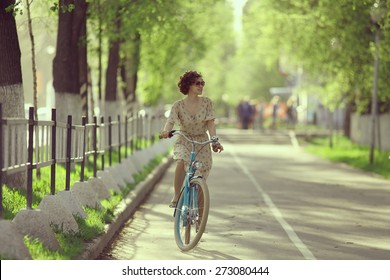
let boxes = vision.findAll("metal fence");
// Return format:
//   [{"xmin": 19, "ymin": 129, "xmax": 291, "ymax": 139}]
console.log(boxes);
[{"xmin": 0, "ymin": 103, "xmax": 166, "ymax": 218}]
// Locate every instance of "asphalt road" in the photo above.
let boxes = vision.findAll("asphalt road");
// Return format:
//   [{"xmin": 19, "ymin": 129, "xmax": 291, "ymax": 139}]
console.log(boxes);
[{"xmin": 99, "ymin": 128, "xmax": 390, "ymax": 260}]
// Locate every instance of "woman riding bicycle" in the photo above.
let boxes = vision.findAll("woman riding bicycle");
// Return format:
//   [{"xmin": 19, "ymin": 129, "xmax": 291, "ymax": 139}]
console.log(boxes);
[{"xmin": 160, "ymin": 70, "xmax": 224, "ymax": 208}]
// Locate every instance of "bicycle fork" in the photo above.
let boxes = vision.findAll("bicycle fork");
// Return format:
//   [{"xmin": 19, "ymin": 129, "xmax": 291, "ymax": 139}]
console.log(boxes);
[{"xmin": 182, "ymin": 184, "xmax": 200, "ymax": 229}]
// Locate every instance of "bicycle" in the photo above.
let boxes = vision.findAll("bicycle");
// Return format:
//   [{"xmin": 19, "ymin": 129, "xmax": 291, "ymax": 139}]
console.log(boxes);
[{"xmin": 162, "ymin": 130, "xmax": 219, "ymax": 251}]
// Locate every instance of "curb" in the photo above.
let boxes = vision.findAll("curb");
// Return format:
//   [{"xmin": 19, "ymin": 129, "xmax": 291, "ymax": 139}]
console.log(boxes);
[{"xmin": 78, "ymin": 156, "xmax": 173, "ymax": 260}]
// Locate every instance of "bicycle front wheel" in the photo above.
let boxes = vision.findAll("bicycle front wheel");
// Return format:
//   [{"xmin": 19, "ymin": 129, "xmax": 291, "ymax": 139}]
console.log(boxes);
[{"xmin": 174, "ymin": 178, "xmax": 210, "ymax": 251}]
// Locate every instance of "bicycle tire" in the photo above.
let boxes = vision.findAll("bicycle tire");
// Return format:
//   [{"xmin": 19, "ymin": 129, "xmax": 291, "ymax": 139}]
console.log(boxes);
[{"xmin": 174, "ymin": 178, "xmax": 209, "ymax": 251}]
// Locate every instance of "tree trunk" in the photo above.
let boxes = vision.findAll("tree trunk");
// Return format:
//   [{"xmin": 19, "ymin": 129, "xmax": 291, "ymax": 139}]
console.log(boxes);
[
  {"xmin": 0, "ymin": 0, "xmax": 23, "ymax": 89},
  {"xmin": 343, "ymin": 101, "xmax": 353, "ymax": 138},
  {"xmin": 78, "ymin": 1, "xmax": 88, "ymax": 120},
  {"xmin": 52, "ymin": 0, "xmax": 87, "ymax": 124},
  {"xmin": 0, "ymin": 0, "xmax": 27, "ymax": 189},
  {"xmin": 105, "ymin": 38, "xmax": 120, "ymax": 102},
  {"xmin": 121, "ymin": 32, "xmax": 140, "ymax": 116},
  {"xmin": 25, "ymin": 0, "xmax": 38, "ymax": 115},
  {"xmin": 25, "ymin": 0, "xmax": 42, "ymax": 179},
  {"xmin": 104, "ymin": 15, "xmax": 121, "ymax": 119}
]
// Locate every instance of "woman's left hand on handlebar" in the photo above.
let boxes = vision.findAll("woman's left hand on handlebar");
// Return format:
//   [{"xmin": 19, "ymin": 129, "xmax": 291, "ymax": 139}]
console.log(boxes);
[{"xmin": 212, "ymin": 142, "xmax": 224, "ymax": 153}]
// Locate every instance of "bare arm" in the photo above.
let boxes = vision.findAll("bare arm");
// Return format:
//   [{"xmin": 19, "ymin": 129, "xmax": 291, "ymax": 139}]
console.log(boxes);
[
  {"xmin": 160, "ymin": 121, "xmax": 174, "ymax": 138},
  {"xmin": 207, "ymin": 119, "xmax": 224, "ymax": 153},
  {"xmin": 207, "ymin": 119, "xmax": 217, "ymax": 137}
]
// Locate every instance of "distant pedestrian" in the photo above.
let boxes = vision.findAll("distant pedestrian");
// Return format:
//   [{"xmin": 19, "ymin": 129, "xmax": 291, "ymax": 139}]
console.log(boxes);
[
  {"xmin": 286, "ymin": 96, "xmax": 297, "ymax": 129},
  {"xmin": 237, "ymin": 97, "xmax": 254, "ymax": 130},
  {"xmin": 271, "ymin": 96, "xmax": 280, "ymax": 129}
]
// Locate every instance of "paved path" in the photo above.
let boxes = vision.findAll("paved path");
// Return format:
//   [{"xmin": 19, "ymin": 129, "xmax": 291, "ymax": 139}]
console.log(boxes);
[{"xmin": 99, "ymin": 129, "xmax": 390, "ymax": 260}]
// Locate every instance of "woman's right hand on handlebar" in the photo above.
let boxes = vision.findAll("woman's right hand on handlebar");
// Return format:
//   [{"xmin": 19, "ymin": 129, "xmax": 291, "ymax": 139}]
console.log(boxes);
[{"xmin": 159, "ymin": 130, "xmax": 170, "ymax": 139}]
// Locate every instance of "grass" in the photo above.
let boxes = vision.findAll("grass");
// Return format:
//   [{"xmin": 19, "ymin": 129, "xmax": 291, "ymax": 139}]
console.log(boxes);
[
  {"xmin": 1, "ymin": 136, "xmax": 168, "ymax": 259},
  {"xmin": 301, "ymin": 133, "xmax": 390, "ymax": 180},
  {"xmin": 24, "ymin": 203, "xmax": 122, "ymax": 260}
]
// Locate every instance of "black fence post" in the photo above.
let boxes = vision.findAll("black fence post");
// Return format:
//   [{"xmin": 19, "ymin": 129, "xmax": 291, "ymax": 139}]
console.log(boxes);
[
  {"xmin": 80, "ymin": 116, "xmax": 87, "ymax": 182},
  {"xmin": 0, "ymin": 103, "xmax": 3, "ymax": 217},
  {"xmin": 118, "ymin": 115, "xmax": 121, "ymax": 163},
  {"xmin": 131, "ymin": 113, "xmax": 135, "ymax": 154},
  {"xmin": 27, "ymin": 107, "xmax": 34, "ymax": 209},
  {"xmin": 139, "ymin": 116, "xmax": 145, "ymax": 150},
  {"xmin": 108, "ymin": 116, "xmax": 112, "ymax": 166},
  {"xmin": 133, "ymin": 113, "xmax": 137, "ymax": 150},
  {"xmin": 50, "ymin": 108, "xmax": 57, "ymax": 195},
  {"xmin": 135, "ymin": 112, "xmax": 142, "ymax": 150},
  {"xmin": 149, "ymin": 116, "xmax": 152, "ymax": 144},
  {"xmin": 125, "ymin": 116, "xmax": 128, "ymax": 159},
  {"xmin": 100, "ymin": 116, "xmax": 105, "ymax": 170},
  {"xmin": 154, "ymin": 116, "xmax": 158, "ymax": 144},
  {"xmin": 65, "ymin": 115, "xmax": 72, "ymax": 191},
  {"xmin": 93, "ymin": 116, "xmax": 97, "ymax": 177},
  {"xmin": 148, "ymin": 114, "xmax": 152, "ymax": 145}
]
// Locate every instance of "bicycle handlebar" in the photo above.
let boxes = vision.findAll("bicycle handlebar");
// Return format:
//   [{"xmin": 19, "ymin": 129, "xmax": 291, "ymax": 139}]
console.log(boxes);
[{"xmin": 160, "ymin": 130, "xmax": 219, "ymax": 146}]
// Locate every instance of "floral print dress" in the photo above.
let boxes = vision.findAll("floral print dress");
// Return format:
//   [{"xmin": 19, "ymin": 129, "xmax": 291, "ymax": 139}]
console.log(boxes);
[{"xmin": 167, "ymin": 96, "xmax": 215, "ymax": 179}]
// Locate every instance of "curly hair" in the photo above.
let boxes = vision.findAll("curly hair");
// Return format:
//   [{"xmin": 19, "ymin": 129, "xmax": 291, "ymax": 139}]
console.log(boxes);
[{"xmin": 177, "ymin": 70, "xmax": 203, "ymax": 95}]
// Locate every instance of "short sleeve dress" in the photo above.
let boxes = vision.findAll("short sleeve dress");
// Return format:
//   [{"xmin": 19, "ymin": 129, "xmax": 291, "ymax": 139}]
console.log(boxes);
[{"xmin": 167, "ymin": 96, "xmax": 215, "ymax": 179}]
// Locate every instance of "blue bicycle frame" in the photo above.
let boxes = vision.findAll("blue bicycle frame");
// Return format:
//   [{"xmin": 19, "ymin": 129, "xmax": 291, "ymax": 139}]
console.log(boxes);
[{"xmin": 174, "ymin": 141, "xmax": 201, "ymax": 223}]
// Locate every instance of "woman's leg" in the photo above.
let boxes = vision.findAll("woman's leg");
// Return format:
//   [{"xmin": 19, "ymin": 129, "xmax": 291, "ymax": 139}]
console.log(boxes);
[{"xmin": 172, "ymin": 160, "xmax": 185, "ymax": 203}]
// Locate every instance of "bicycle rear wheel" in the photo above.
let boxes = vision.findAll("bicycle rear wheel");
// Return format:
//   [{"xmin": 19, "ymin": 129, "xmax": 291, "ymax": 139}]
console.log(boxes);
[{"xmin": 174, "ymin": 178, "xmax": 209, "ymax": 251}]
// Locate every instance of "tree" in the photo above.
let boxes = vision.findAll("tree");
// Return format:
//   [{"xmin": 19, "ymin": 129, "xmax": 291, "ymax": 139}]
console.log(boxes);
[
  {"xmin": 121, "ymin": 32, "xmax": 140, "ymax": 115},
  {"xmin": 104, "ymin": 4, "xmax": 122, "ymax": 119},
  {"xmin": 136, "ymin": 0, "xmax": 231, "ymax": 106},
  {"xmin": 0, "ymin": 0, "xmax": 27, "ymax": 189},
  {"xmin": 243, "ymin": 0, "xmax": 390, "ymax": 114},
  {"xmin": 52, "ymin": 0, "xmax": 88, "ymax": 124},
  {"xmin": 24, "ymin": 0, "xmax": 38, "ymax": 118},
  {"xmin": 84, "ymin": 0, "xmax": 231, "ymax": 113}
]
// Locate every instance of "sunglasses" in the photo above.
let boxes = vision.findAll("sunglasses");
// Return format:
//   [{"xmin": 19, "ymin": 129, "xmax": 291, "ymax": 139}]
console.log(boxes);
[{"xmin": 194, "ymin": 81, "xmax": 205, "ymax": 86}]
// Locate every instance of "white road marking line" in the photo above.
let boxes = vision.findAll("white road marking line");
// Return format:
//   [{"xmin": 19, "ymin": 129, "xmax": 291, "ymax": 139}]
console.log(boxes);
[{"xmin": 229, "ymin": 148, "xmax": 316, "ymax": 260}]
